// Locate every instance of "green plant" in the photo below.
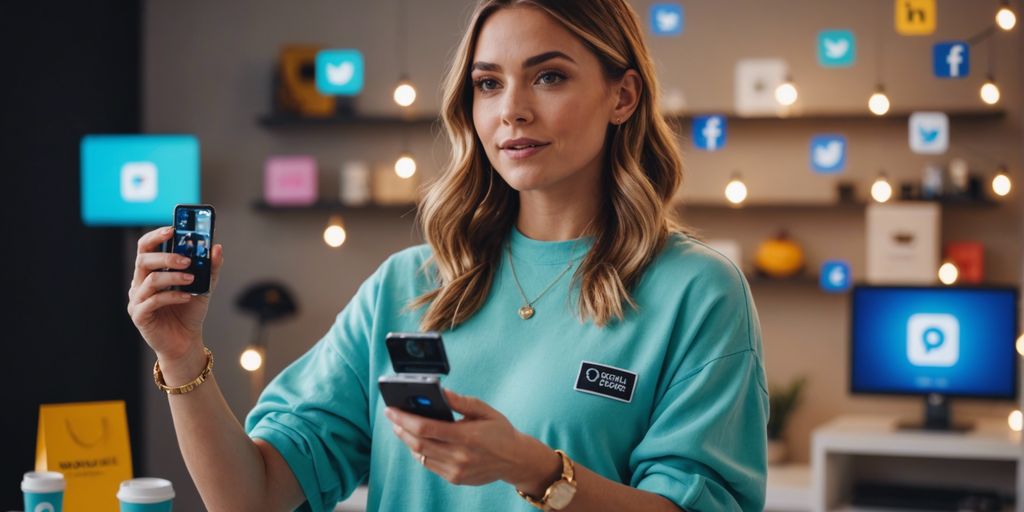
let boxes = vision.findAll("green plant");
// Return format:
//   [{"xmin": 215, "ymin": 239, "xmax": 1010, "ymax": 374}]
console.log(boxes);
[{"xmin": 767, "ymin": 376, "xmax": 807, "ymax": 440}]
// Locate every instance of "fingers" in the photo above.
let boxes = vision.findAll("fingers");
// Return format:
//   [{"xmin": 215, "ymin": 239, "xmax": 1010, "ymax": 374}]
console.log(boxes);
[
  {"xmin": 385, "ymin": 408, "xmax": 459, "ymax": 442},
  {"xmin": 137, "ymin": 226, "xmax": 174, "ymax": 255},
  {"xmin": 209, "ymin": 244, "xmax": 224, "ymax": 292},
  {"xmin": 134, "ymin": 252, "xmax": 191, "ymax": 286},
  {"xmin": 392, "ymin": 423, "xmax": 451, "ymax": 460},
  {"xmin": 129, "ymin": 289, "xmax": 192, "ymax": 324},
  {"xmin": 131, "ymin": 270, "xmax": 195, "ymax": 305}
]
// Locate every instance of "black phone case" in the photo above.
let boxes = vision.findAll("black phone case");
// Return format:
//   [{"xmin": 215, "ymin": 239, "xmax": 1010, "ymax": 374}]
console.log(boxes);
[
  {"xmin": 385, "ymin": 332, "xmax": 450, "ymax": 374},
  {"xmin": 379, "ymin": 379, "xmax": 455, "ymax": 422},
  {"xmin": 168, "ymin": 204, "xmax": 215, "ymax": 295}
]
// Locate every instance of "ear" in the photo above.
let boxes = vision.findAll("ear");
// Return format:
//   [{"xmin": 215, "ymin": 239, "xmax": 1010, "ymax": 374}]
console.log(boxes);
[{"xmin": 610, "ymin": 69, "xmax": 642, "ymax": 125}]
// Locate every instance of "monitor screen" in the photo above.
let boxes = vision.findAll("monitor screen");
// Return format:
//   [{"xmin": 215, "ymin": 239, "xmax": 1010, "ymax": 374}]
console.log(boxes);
[
  {"xmin": 81, "ymin": 135, "xmax": 200, "ymax": 226},
  {"xmin": 851, "ymin": 286, "xmax": 1018, "ymax": 399}
]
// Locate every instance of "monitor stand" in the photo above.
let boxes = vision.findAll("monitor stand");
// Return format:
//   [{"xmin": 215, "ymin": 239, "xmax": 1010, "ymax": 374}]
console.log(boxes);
[{"xmin": 897, "ymin": 393, "xmax": 972, "ymax": 432}]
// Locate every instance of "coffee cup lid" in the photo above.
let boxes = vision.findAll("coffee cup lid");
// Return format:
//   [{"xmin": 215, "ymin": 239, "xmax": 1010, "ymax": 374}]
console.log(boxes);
[
  {"xmin": 117, "ymin": 478, "xmax": 175, "ymax": 503},
  {"xmin": 21, "ymin": 472, "xmax": 65, "ymax": 493}
]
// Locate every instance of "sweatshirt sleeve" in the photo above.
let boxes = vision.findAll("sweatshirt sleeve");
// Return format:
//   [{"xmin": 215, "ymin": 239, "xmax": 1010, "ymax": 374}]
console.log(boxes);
[
  {"xmin": 628, "ymin": 253, "xmax": 769, "ymax": 511},
  {"xmin": 244, "ymin": 269, "xmax": 381, "ymax": 512}
]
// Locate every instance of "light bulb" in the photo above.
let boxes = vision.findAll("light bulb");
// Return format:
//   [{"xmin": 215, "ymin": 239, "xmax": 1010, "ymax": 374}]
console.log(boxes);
[
  {"xmin": 240, "ymin": 347, "xmax": 264, "ymax": 372},
  {"xmin": 997, "ymin": 5, "xmax": 1017, "ymax": 30},
  {"xmin": 724, "ymin": 175, "xmax": 748, "ymax": 205},
  {"xmin": 938, "ymin": 262, "xmax": 959, "ymax": 285},
  {"xmin": 323, "ymin": 216, "xmax": 347, "ymax": 248},
  {"xmin": 871, "ymin": 175, "xmax": 893, "ymax": 203},
  {"xmin": 992, "ymin": 169, "xmax": 1012, "ymax": 197},
  {"xmin": 393, "ymin": 81, "xmax": 417, "ymax": 107},
  {"xmin": 868, "ymin": 90, "xmax": 890, "ymax": 116},
  {"xmin": 1016, "ymin": 333, "xmax": 1024, "ymax": 357},
  {"xmin": 774, "ymin": 80, "xmax": 798, "ymax": 106},
  {"xmin": 980, "ymin": 79, "xmax": 1001, "ymax": 105},
  {"xmin": 394, "ymin": 154, "xmax": 417, "ymax": 179},
  {"xmin": 1010, "ymin": 410, "xmax": 1023, "ymax": 433}
]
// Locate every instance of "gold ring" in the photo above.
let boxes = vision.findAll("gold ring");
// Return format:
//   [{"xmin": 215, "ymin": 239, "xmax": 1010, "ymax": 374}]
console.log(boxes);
[{"xmin": 419, "ymin": 453, "xmax": 426, "ymax": 465}]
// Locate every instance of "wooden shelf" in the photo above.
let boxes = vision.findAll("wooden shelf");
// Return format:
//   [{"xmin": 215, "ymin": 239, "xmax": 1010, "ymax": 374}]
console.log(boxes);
[{"xmin": 677, "ymin": 198, "xmax": 1001, "ymax": 211}]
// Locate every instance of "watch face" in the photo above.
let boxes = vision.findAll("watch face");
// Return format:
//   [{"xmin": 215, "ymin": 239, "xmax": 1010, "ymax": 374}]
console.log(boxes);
[{"xmin": 546, "ymin": 481, "xmax": 577, "ymax": 509}]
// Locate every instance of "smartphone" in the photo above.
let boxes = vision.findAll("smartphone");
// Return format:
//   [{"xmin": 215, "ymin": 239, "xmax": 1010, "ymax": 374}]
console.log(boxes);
[
  {"xmin": 167, "ymin": 204, "xmax": 215, "ymax": 295},
  {"xmin": 379, "ymin": 374, "xmax": 455, "ymax": 422},
  {"xmin": 385, "ymin": 332, "xmax": 450, "ymax": 374}
]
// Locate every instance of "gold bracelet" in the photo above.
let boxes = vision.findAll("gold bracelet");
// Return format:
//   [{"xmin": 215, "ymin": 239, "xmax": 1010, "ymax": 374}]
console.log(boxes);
[{"xmin": 153, "ymin": 347, "xmax": 214, "ymax": 395}]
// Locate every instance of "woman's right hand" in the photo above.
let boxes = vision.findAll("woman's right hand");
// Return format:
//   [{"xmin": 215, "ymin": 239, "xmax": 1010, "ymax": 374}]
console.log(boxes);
[{"xmin": 127, "ymin": 226, "xmax": 224, "ymax": 363}]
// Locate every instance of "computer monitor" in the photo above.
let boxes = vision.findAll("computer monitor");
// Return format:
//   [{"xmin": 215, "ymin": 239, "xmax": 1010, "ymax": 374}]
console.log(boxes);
[
  {"xmin": 81, "ymin": 135, "xmax": 200, "ymax": 227},
  {"xmin": 850, "ymin": 285, "xmax": 1019, "ymax": 430}
]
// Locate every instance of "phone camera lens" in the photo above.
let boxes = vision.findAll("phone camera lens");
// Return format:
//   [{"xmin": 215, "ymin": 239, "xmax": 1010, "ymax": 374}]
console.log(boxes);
[
  {"xmin": 405, "ymin": 340, "xmax": 426, "ymax": 359},
  {"xmin": 409, "ymin": 395, "xmax": 432, "ymax": 408}
]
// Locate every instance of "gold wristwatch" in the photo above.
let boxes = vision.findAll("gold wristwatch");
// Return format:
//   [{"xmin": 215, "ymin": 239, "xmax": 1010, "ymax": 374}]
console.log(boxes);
[{"xmin": 516, "ymin": 450, "xmax": 577, "ymax": 511}]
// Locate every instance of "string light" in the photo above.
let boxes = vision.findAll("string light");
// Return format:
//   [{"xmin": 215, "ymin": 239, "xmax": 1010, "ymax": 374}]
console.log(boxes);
[
  {"xmin": 1016, "ymin": 333, "xmax": 1024, "ymax": 357},
  {"xmin": 393, "ymin": 79, "xmax": 417, "ymax": 107},
  {"xmin": 870, "ymin": 173, "xmax": 893, "ymax": 203},
  {"xmin": 394, "ymin": 153, "xmax": 417, "ymax": 179},
  {"xmin": 323, "ymin": 215, "xmax": 347, "ymax": 248},
  {"xmin": 992, "ymin": 166, "xmax": 1012, "ymax": 197},
  {"xmin": 725, "ymin": 173, "xmax": 748, "ymax": 205},
  {"xmin": 997, "ymin": 1, "xmax": 1017, "ymax": 30},
  {"xmin": 868, "ymin": 86, "xmax": 890, "ymax": 116},
  {"xmin": 774, "ymin": 77, "xmax": 798, "ymax": 106},
  {"xmin": 937, "ymin": 262, "xmax": 959, "ymax": 285},
  {"xmin": 980, "ymin": 77, "xmax": 1001, "ymax": 105},
  {"xmin": 1010, "ymin": 410, "xmax": 1023, "ymax": 433},
  {"xmin": 240, "ymin": 346, "xmax": 265, "ymax": 372}
]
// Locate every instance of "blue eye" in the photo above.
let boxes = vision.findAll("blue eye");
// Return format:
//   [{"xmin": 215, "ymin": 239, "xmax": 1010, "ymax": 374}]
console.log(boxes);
[
  {"xmin": 472, "ymin": 78, "xmax": 499, "ymax": 91},
  {"xmin": 537, "ymin": 71, "xmax": 566, "ymax": 85}
]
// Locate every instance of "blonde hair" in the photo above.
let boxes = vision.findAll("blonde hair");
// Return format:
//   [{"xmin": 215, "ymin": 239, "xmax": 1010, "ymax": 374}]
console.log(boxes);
[{"xmin": 411, "ymin": 0, "xmax": 684, "ymax": 330}]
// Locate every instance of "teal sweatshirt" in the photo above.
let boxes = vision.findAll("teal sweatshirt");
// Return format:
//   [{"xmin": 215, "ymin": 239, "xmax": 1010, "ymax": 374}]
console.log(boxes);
[{"xmin": 245, "ymin": 228, "xmax": 769, "ymax": 511}]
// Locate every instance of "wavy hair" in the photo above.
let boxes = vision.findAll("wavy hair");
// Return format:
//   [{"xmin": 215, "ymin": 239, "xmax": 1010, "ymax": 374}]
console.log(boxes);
[{"xmin": 410, "ymin": 0, "xmax": 684, "ymax": 330}]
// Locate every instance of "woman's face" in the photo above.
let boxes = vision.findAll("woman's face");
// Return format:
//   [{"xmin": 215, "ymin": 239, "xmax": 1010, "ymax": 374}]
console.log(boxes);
[{"xmin": 470, "ymin": 6, "xmax": 620, "ymax": 195}]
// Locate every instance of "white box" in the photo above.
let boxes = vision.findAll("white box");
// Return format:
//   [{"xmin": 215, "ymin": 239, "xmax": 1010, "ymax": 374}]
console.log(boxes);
[{"xmin": 866, "ymin": 202, "xmax": 940, "ymax": 284}]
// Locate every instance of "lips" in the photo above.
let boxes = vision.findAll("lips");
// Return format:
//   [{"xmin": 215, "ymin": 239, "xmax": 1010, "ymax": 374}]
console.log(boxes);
[{"xmin": 499, "ymin": 138, "xmax": 550, "ymax": 160}]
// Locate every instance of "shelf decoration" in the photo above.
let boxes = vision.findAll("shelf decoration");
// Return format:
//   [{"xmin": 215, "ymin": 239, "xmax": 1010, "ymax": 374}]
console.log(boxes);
[
  {"xmin": 264, "ymin": 155, "xmax": 318, "ymax": 206},
  {"xmin": 277, "ymin": 45, "xmax": 336, "ymax": 117},
  {"xmin": 817, "ymin": 29, "xmax": 856, "ymax": 68},
  {"xmin": 691, "ymin": 114, "xmax": 726, "ymax": 151},
  {"xmin": 315, "ymin": 48, "xmax": 365, "ymax": 96},
  {"xmin": 894, "ymin": 0, "xmax": 935, "ymax": 36},
  {"xmin": 754, "ymin": 231, "xmax": 805, "ymax": 279},
  {"xmin": 944, "ymin": 241, "xmax": 984, "ymax": 284},
  {"xmin": 819, "ymin": 260, "xmax": 852, "ymax": 293},
  {"xmin": 866, "ymin": 202, "xmax": 940, "ymax": 285},
  {"xmin": 908, "ymin": 112, "xmax": 948, "ymax": 155},
  {"xmin": 339, "ymin": 161, "xmax": 372, "ymax": 206},
  {"xmin": 809, "ymin": 134, "xmax": 846, "ymax": 174}
]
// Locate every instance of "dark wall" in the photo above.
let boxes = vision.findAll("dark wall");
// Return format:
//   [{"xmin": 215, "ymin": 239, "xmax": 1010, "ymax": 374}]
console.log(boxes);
[{"xmin": 1, "ymin": 0, "xmax": 143, "ymax": 507}]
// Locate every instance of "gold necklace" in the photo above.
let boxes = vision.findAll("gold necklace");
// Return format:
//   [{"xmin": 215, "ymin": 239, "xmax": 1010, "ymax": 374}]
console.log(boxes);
[{"xmin": 506, "ymin": 238, "xmax": 584, "ymax": 320}]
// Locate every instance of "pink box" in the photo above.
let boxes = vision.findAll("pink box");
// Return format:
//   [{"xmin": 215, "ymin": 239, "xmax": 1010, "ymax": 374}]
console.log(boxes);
[{"xmin": 264, "ymin": 155, "xmax": 318, "ymax": 206}]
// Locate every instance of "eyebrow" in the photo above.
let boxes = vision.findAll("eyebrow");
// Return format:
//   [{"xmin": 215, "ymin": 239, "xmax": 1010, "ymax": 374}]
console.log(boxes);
[{"xmin": 471, "ymin": 51, "xmax": 576, "ymax": 72}]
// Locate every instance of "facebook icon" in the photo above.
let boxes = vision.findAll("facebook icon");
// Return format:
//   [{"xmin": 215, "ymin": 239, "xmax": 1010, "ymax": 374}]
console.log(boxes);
[
  {"xmin": 692, "ymin": 115, "xmax": 727, "ymax": 151},
  {"xmin": 933, "ymin": 41, "xmax": 969, "ymax": 79}
]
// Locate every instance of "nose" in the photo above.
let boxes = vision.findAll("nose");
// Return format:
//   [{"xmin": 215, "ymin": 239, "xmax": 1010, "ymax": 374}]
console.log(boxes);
[{"xmin": 499, "ymin": 83, "xmax": 534, "ymax": 126}]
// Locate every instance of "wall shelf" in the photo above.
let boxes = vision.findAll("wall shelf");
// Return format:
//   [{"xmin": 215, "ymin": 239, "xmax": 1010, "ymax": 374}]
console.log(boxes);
[{"xmin": 678, "ymin": 198, "xmax": 1001, "ymax": 211}]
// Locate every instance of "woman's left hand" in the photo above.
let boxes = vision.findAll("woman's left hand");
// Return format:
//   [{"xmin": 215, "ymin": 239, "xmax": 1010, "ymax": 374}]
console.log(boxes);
[{"xmin": 384, "ymin": 389, "xmax": 558, "ymax": 488}]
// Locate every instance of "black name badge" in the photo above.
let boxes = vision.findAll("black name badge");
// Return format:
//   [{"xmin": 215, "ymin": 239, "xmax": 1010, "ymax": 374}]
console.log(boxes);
[{"xmin": 574, "ymin": 361, "xmax": 637, "ymax": 403}]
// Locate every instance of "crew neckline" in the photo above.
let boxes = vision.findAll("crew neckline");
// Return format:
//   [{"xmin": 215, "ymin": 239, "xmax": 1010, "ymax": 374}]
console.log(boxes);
[{"xmin": 507, "ymin": 226, "xmax": 595, "ymax": 265}]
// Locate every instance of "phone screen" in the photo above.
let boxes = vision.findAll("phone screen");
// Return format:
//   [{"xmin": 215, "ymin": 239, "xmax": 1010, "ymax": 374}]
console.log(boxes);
[{"xmin": 172, "ymin": 205, "xmax": 215, "ymax": 294}]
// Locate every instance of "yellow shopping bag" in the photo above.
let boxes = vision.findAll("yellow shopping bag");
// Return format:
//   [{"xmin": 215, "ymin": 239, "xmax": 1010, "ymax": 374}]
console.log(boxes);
[{"xmin": 35, "ymin": 401, "xmax": 133, "ymax": 511}]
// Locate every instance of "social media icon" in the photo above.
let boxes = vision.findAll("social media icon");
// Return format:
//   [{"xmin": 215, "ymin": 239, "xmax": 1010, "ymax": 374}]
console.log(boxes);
[
  {"xmin": 907, "ymin": 313, "xmax": 959, "ymax": 367},
  {"xmin": 650, "ymin": 3, "xmax": 684, "ymax": 36},
  {"xmin": 933, "ymin": 41, "xmax": 969, "ymax": 78},
  {"xmin": 818, "ymin": 30, "xmax": 856, "ymax": 68},
  {"xmin": 315, "ymin": 49, "xmax": 364, "ymax": 95},
  {"xmin": 810, "ymin": 134, "xmax": 846, "ymax": 173},
  {"xmin": 819, "ymin": 260, "xmax": 852, "ymax": 293},
  {"xmin": 895, "ymin": 0, "xmax": 936, "ymax": 35},
  {"xmin": 692, "ymin": 115, "xmax": 727, "ymax": 151},
  {"xmin": 908, "ymin": 112, "xmax": 948, "ymax": 154},
  {"xmin": 120, "ymin": 161, "xmax": 158, "ymax": 202}
]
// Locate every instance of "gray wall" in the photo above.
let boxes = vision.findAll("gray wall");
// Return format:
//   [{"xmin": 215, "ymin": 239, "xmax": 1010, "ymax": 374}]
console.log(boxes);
[{"xmin": 141, "ymin": 1, "xmax": 1023, "ymax": 509}]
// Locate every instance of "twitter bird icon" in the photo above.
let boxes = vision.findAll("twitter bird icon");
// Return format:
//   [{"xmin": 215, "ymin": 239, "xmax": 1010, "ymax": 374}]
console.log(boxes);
[
  {"xmin": 810, "ymin": 134, "xmax": 847, "ymax": 173},
  {"xmin": 818, "ymin": 30, "xmax": 856, "ymax": 68},
  {"xmin": 316, "ymin": 49, "xmax": 364, "ymax": 96},
  {"xmin": 650, "ymin": 3, "xmax": 683, "ymax": 36},
  {"xmin": 909, "ymin": 112, "xmax": 949, "ymax": 154}
]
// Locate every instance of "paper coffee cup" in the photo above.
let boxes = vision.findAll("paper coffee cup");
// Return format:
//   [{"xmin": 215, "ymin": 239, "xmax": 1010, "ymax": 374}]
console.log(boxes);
[
  {"xmin": 21, "ymin": 472, "xmax": 65, "ymax": 512},
  {"xmin": 117, "ymin": 478, "xmax": 175, "ymax": 512}
]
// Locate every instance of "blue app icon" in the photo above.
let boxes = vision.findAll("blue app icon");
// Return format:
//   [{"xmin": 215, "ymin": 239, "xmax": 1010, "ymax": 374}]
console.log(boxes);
[
  {"xmin": 81, "ymin": 135, "xmax": 200, "ymax": 226},
  {"xmin": 316, "ymin": 49, "xmax": 365, "ymax": 95},
  {"xmin": 820, "ymin": 260, "xmax": 852, "ymax": 293},
  {"xmin": 650, "ymin": 3, "xmax": 684, "ymax": 36},
  {"xmin": 692, "ymin": 115, "xmax": 727, "ymax": 151},
  {"xmin": 933, "ymin": 41, "xmax": 969, "ymax": 79},
  {"xmin": 818, "ymin": 30, "xmax": 856, "ymax": 68},
  {"xmin": 809, "ymin": 134, "xmax": 847, "ymax": 173}
]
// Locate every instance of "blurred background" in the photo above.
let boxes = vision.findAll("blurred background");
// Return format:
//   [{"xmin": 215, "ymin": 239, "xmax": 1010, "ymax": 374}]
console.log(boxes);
[{"xmin": 4, "ymin": 0, "xmax": 1023, "ymax": 510}]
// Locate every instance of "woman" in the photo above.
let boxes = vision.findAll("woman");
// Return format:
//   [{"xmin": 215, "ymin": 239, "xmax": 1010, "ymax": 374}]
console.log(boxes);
[{"xmin": 127, "ymin": 0, "xmax": 768, "ymax": 510}]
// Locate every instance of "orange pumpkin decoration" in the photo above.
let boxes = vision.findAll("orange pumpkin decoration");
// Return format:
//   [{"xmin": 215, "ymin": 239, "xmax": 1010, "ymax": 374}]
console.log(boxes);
[{"xmin": 754, "ymin": 231, "xmax": 805, "ymax": 278}]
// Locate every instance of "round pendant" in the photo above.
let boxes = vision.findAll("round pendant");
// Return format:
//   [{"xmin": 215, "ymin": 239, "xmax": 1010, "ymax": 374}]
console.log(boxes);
[{"xmin": 518, "ymin": 305, "xmax": 535, "ymax": 320}]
